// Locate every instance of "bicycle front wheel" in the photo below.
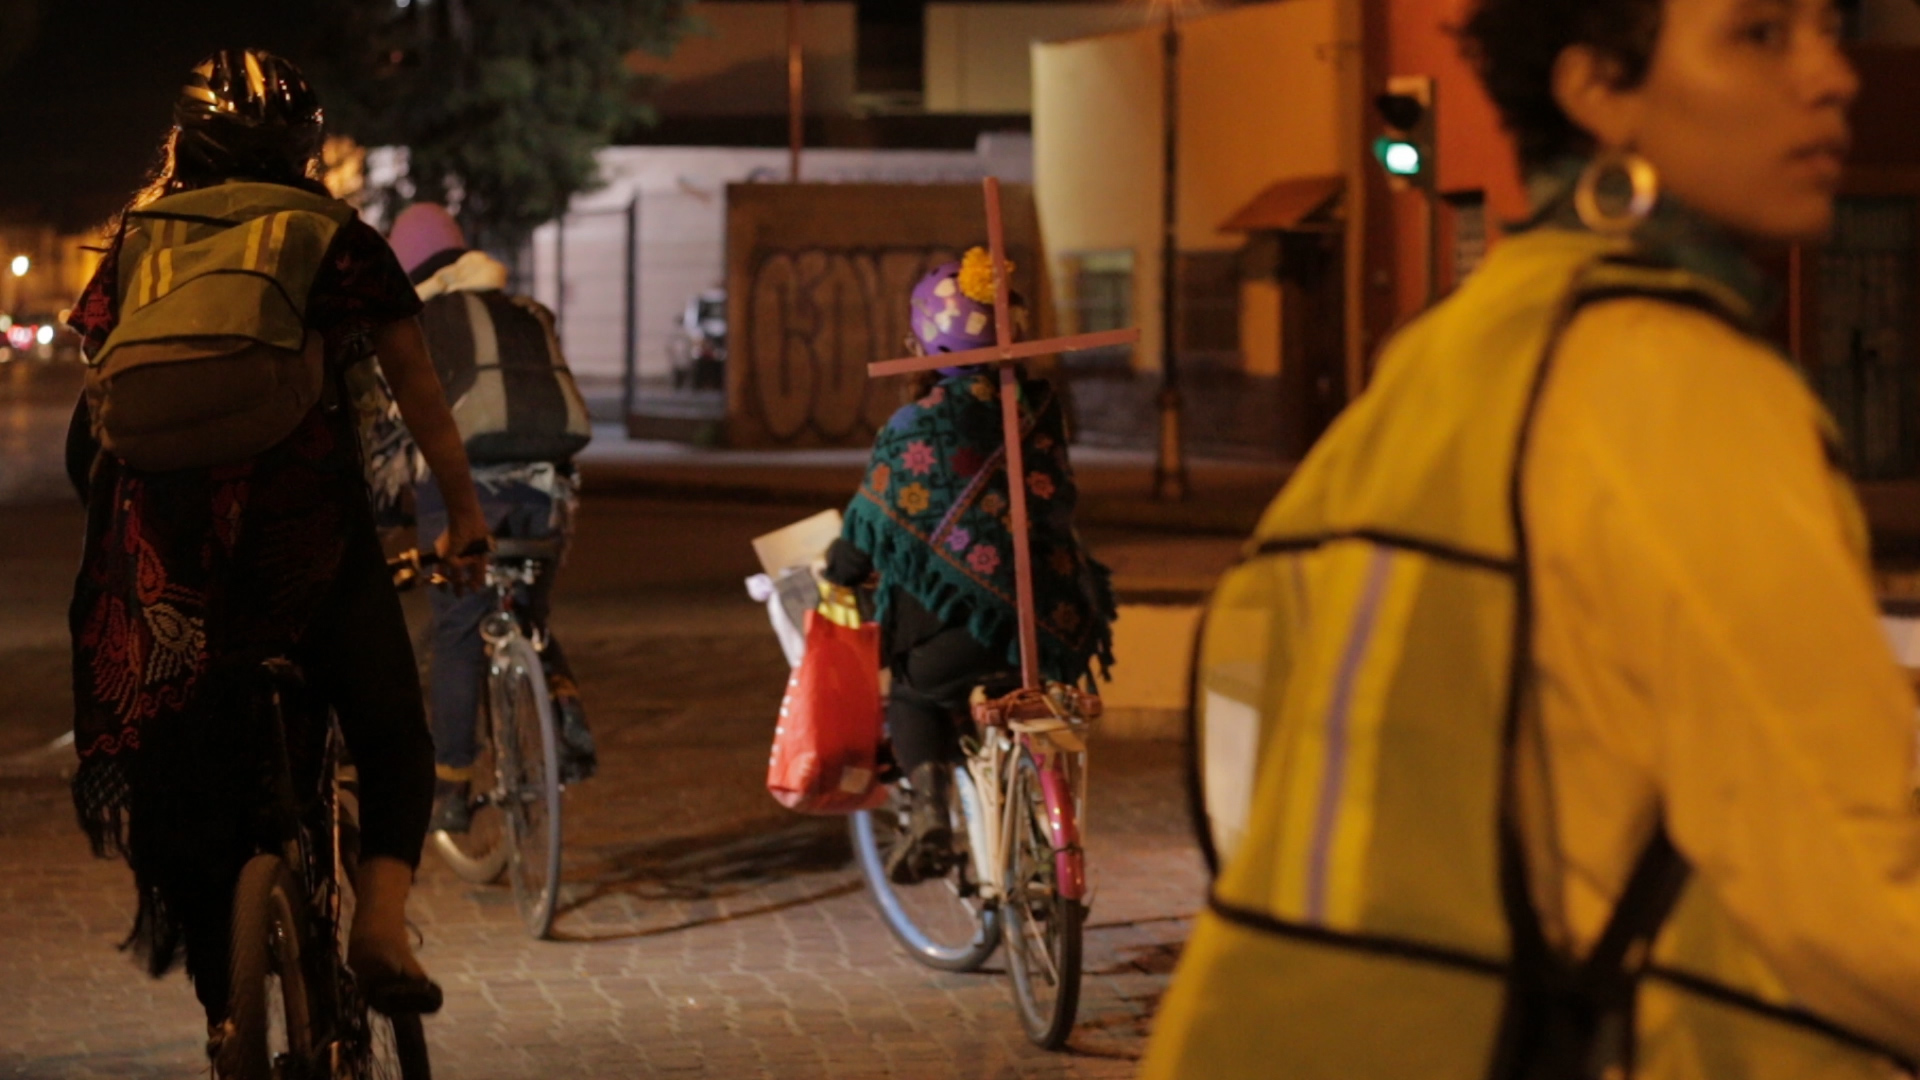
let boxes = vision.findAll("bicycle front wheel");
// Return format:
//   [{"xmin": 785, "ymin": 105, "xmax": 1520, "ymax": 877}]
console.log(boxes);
[
  {"xmin": 850, "ymin": 765, "xmax": 1000, "ymax": 972},
  {"xmin": 430, "ymin": 693, "xmax": 509, "ymax": 885},
  {"xmin": 222, "ymin": 855, "xmax": 316, "ymax": 1080},
  {"xmin": 1002, "ymin": 751, "xmax": 1084, "ymax": 1050},
  {"xmin": 493, "ymin": 633, "xmax": 563, "ymax": 938}
]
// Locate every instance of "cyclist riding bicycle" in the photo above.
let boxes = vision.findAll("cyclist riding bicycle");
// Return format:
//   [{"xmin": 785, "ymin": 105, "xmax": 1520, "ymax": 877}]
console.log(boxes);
[
  {"xmin": 380, "ymin": 203, "xmax": 599, "ymax": 834},
  {"xmin": 822, "ymin": 250, "xmax": 1116, "ymax": 884},
  {"xmin": 64, "ymin": 50, "xmax": 488, "ymax": 1032}
]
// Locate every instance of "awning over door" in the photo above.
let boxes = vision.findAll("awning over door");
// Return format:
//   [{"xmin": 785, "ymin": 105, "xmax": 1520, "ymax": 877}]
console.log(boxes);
[{"xmin": 1219, "ymin": 176, "xmax": 1344, "ymax": 233}]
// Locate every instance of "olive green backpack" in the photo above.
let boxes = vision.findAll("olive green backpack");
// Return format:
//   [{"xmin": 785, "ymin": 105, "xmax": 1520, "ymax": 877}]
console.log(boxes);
[{"xmin": 86, "ymin": 182, "xmax": 357, "ymax": 472}]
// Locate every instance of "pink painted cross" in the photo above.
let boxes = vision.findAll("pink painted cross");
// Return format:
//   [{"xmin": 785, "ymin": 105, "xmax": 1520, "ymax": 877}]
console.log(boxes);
[{"xmin": 867, "ymin": 177, "xmax": 1142, "ymax": 690}]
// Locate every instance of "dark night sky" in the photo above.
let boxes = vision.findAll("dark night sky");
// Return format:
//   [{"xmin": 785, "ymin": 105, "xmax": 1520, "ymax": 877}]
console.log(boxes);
[{"xmin": 0, "ymin": 0, "xmax": 319, "ymax": 230}]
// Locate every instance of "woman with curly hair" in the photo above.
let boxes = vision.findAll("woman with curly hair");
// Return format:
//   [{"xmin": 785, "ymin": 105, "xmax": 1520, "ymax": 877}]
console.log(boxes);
[
  {"xmin": 821, "ymin": 250, "xmax": 1115, "ymax": 884},
  {"xmin": 1143, "ymin": 2, "xmax": 1920, "ymax": 1077}
]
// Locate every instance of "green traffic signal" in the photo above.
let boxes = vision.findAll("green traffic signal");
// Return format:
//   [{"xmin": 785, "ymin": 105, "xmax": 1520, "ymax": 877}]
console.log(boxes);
[{"xmin": 1374, "ymin": 136, "xmax": 1423, "ymax": 178}]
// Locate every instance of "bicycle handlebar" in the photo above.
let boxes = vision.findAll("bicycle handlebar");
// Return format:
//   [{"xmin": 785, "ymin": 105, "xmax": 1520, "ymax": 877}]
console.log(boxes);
[{"xmin": 387, "ymin": 537, "xmax": 560, "ymax": 591}]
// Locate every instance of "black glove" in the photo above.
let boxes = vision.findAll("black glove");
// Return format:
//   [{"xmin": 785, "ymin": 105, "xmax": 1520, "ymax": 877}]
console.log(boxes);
[{"xmin": 822, "ymin": 537, "xmax": 874, "ymax": 588}]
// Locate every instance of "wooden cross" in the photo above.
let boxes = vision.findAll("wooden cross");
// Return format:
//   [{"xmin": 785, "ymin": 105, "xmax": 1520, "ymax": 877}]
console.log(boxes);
[{"xmin": 868, "ymin": 178, "xmax": 1142, "ymax": 691}]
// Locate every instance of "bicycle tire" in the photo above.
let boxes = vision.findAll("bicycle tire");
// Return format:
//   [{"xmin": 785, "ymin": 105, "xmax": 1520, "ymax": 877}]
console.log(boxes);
[
  {"xmin": 222, "ymin": 855, "xmax": 316, "ymax": 1080},
  {"xmin": 430, "ymin": 691, "xmax": 510, "ymax": 885},
  {"xmin": 493, "ymin": 633, "xmax": 563, "ymax": 938},
  {"xmin": 850, "ymin": 765, "xmax": 1000, "ymax": 972},
  {"xmin": 1002, "ymin": 751, "xmax": 1084, "ymax": 1050}
]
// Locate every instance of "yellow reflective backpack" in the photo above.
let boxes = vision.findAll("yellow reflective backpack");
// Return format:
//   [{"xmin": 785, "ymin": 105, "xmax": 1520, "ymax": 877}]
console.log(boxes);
[{"xmin": 86, "ymin": 182, "xmax": 356, "ymax": 472}]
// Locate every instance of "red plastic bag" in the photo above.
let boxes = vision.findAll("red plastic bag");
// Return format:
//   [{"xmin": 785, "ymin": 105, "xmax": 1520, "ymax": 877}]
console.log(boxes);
[{"xmin": 766, "ymin": 610, "xmax": 888, "ymax": 814}]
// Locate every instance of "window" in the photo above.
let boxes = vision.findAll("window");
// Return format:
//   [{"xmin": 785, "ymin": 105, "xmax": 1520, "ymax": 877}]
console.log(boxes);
[
  {"xmin": 1066, "ymin": 250, "xmax": 1135, "ymax": 365},
  {"xmin": 1816, "ymin": 196, "xmax": 1918, "ymax": 480}
]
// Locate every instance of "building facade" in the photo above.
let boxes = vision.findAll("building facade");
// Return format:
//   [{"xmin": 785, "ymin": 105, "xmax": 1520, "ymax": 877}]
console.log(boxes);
[{"xmin": 1030, "ymin": 0, "xmax": 1920, "ymax": 511}]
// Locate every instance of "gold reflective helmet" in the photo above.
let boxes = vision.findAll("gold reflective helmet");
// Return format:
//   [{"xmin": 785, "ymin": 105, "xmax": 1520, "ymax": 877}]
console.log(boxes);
[{"xmin": 173, "ymin": 49, "xmax": 324, "ymax": 186}]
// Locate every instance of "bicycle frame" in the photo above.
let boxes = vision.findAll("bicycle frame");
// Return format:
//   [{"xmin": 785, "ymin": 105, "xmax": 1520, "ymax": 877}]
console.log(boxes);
[
  {"xmin": 257, "ymin": 666, "xmax": 366, "ymax": 1073},
  {"xmin": 961, "ymin": 711, "xmax": 1091, "ymax": 906}
]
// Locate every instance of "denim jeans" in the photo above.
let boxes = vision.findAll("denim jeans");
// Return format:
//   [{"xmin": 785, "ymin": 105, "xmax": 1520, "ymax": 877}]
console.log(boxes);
[{"xmin": 415, "ymin": 475, "xmax": 576, "ymax": 773}]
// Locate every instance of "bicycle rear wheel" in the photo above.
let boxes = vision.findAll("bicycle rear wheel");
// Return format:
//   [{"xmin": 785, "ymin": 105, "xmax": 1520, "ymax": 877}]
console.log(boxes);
[
  {"xmin": 493, "ymin": 633, "xmax": 563, "ymax": 938},
  {"xmin": 1002, "ymin": 751, "xmax": 1084, "ymax": 1050},
  {"xmin": 222, "ymin": 855, "xmax": 316, "ymax": 1080},
  {"xmin": 850, "ymin": 765, "xmax": 1000, "ymax": 972},
  {"xmin": 344, "ymin": 1012, "xmax": 431, "ymax": 1080}
]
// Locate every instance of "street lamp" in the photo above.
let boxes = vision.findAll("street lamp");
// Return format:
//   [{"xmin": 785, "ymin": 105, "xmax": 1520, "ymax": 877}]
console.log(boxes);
[
  {"xmin": 1147, "ymin": 0, "xmax": 1198, "ymax": 502},
  {"xmin": 9, "ymin": 256, "xmax": 27, "ymax": 278}
]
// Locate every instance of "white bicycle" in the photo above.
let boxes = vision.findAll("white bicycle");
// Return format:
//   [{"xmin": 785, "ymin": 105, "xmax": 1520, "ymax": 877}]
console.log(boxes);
[{"xmin": 391, "ymin": 539, "xmax": 566, "ymax": 939}]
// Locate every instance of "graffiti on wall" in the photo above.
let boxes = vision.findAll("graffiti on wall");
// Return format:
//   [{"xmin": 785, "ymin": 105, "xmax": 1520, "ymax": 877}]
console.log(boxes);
[{"xmin": 741, "ymin": 246, "xmax": 1038, "ymax": 446}]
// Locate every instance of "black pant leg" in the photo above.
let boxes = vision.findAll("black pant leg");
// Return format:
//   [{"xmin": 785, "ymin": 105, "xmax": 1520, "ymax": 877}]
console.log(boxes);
[
  {"xmin": 889, "ymin": 623, "xmax": 1014, "ymax": 772},
  {"xmin": 295, "ymin": 526, "xmax": 435, "ymax": 868}
]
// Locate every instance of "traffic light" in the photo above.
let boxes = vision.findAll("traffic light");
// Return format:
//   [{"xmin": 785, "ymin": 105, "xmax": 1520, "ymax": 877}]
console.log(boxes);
[{"xmin": 1373, "ymin": 76, "xmax": 1435, "ymax": 191}]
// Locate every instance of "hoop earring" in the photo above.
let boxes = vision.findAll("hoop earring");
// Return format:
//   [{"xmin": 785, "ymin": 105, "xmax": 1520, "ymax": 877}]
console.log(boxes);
[{"xmin": 1574, "ymin": 151, "xmax": 1660, "ymax": 236}]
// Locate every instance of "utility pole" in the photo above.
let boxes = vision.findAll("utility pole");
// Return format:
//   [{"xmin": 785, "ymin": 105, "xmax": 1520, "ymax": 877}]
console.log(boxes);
[
  {"xmin": 788, "ymin": 0, "xmax": 805, "ymax": 182},
  {"xmin": 1153, "ymin": 7, "xmax": 1189, "ymax": 502}
]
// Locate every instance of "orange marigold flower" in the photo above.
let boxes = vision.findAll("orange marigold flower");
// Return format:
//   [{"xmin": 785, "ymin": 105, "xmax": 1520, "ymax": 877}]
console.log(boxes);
[{"xmin": 958, "ymin": 246, "xmax": 1014, "ymax": 306}]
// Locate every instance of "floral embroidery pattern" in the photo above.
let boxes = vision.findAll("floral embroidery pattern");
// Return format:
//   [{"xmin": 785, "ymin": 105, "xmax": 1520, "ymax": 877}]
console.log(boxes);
[
  {"xmin": 951, "ymin": 447, "xmax": 983, "ymax": 478},
  {"xmin": 971, "ymin": 377, "xmax": 996, "ymax": 402},
  {"xmin": 967, "ymin": 545, "xmax": 1002, "ymax": 576},
  {"xmin": 1052, "ymin": 602, "xmax": 1082, "ymax": 632},
  {"xmin": 870, "ymin": 463, "xmax": 892, "ymax": 495},
  {"xmin": 918, "ymin": 386, "xmax": 946, "ymax": 408},
  {"xmin": 945, "ymin": 526, "xmax": 972, "ymax": 553},
  {"xmin": 902, "ymin": 440, "xmax": 937, "ymax": 475},
  {"xmin": 141, "ymin": 603, "xmax": 206, "ymax": 685},
  {"xmin": 898, "ymin": 482, "xmax": 931, "ymax": 515},
  {"xmin": 1028, "ymin": 472, "xmax": 1056, "ymax": 500}
]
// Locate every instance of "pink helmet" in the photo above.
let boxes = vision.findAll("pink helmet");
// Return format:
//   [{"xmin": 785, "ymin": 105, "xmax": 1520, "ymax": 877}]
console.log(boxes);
[{"xmin": 388, "ymin": 203, "xmax": 467, "ymax": 276}]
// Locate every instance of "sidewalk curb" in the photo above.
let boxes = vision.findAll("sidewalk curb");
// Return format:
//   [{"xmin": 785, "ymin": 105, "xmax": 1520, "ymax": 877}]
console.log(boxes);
[{"xmin": 577, "ymin": 465, "xmax": 1280, "ymax": 538}]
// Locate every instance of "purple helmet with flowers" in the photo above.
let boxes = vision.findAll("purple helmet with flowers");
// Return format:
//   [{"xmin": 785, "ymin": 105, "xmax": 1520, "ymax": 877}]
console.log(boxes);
[{"xmin": 910, "ymin": 248, "xmax": 1028, "ymax": 375}]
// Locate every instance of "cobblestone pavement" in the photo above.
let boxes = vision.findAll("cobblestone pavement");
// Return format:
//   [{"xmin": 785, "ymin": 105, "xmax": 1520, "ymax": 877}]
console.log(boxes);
[{"xmin": 0, "ymin": 497, "xmax": 1210, "ymax": 1079}]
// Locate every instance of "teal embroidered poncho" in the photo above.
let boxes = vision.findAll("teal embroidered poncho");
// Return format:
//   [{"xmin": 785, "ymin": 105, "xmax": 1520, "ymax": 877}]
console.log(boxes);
[{"xmin": 843, "ymin": 372, "xmax": 1116, "ymax": 686}]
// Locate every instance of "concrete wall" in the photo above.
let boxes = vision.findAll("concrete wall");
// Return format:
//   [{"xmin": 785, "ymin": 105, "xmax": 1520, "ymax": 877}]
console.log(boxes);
[
  {"xmin": 1032, "ymin": 0, "xmax": 1342, "ymax": 372},
  {"xmin": 524, "ymin": 140, "xmax": 1034, "ymax": 389},
  {"xmin": 626, "ymin": 1, "xmax": 857, "ymax": 116},
  {"xmin": 924, "ymin": 3, "xmax": 1147, "ymax": 114}
]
